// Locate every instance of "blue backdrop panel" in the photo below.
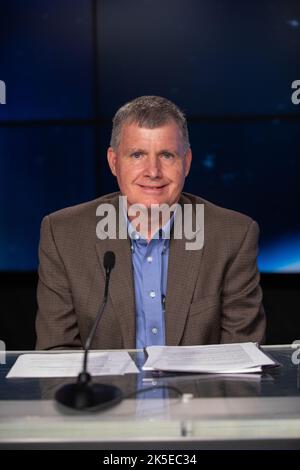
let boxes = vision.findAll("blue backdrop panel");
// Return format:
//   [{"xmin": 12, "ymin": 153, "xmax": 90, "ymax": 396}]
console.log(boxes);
[
  {"xmin": 0, "ymin": 0, "xmax": 93, "ymax": 120},
  {"xmin": 97, "ymin": 0, "xmax": 300, "ymax": 117},
  {"xmin": 0, "ymin": 125, "xmax": 96, "ymax": 270}
]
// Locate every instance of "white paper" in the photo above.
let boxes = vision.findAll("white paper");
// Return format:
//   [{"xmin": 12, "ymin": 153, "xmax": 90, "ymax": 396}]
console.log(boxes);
[
  {"xmin": 143, "ymin": 343, "xmax": 276, "ymax": 374},
  {"xmin": 6, "ymin": 351, "xmax": 139, "ymax": 378}
]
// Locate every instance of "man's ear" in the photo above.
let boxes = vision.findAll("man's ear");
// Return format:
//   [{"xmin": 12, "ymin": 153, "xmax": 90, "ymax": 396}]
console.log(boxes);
[
  {"xmin": 107, "ymin": 147, "xmax": 117, "ymax": 176},
  {"xmin": 184, "ymin": 149, "xmax": 192, "ymax": 177}
]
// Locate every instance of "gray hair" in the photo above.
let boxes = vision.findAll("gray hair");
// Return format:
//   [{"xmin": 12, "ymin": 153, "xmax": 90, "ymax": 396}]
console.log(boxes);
[{"xmin": 110, "ymin": 95, "xmax": 190, "ymax": 152}]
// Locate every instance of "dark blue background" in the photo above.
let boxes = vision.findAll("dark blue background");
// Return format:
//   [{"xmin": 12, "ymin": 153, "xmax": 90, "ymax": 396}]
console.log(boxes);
[{"xmin": 1, "ymin": 0, "xmax": 300, "ymax": 272}]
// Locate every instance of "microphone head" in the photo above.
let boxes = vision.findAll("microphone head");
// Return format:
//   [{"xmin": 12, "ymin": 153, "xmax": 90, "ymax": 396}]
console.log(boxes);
[{"xmin": 103, "ymin": 251, "xmax": 115, "ymax": 271}]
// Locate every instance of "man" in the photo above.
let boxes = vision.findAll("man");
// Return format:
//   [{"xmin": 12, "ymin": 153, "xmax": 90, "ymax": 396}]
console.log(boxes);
[{"xmin": 36, "ymin": 96, "xmax": 266, "ymax": 350}]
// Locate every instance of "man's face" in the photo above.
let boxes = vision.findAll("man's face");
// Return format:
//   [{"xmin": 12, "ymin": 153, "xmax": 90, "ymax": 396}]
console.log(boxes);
[{"xmin": 107, "ymin": 121, "xmax": 192, "ymax": 209}]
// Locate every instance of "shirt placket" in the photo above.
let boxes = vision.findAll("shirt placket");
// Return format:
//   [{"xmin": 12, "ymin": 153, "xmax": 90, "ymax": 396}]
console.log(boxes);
[{"xmin": 143, "ymin": 240, "xmax": 164, "ymax": 346}]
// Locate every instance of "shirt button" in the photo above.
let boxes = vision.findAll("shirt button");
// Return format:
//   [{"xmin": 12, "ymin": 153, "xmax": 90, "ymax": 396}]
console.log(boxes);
[
  {"xmin": 131, "ymin": 231, "xmax": 139, "ymax": 240},
  {"xmin": 147, "ymin": 256, "xmax": 153, "ymax": 263},
  {"xmin": 152, "ymin": 327, "xmax": 158, "ymax": 335},
  {"xmin": 149, "ymin": 290, "xmax": 156, "ymax": 298}
]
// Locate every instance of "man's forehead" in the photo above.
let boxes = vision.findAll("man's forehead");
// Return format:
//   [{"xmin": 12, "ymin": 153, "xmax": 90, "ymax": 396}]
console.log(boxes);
[{"xmin": 119, "ymin": 121, "xmax": 182, "ymax": 147}]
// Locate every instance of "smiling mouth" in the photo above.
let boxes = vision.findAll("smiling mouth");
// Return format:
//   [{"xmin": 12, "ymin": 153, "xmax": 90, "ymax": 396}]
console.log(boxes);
[{"xmin": 138, "ymin": 184, "xmax": 167, "ymax": 191}]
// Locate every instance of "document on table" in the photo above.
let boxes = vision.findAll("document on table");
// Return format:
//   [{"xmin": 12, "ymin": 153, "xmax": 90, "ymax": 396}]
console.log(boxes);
[
  {"xmin": 6, "ymin": 351, "xmax": 139, "ymax": 378},
  {"xmin": 143, "ymin": 343, "xmax": 276, "ymax": 374}
]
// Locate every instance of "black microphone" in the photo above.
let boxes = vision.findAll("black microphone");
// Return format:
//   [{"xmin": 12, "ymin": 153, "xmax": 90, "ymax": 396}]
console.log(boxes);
[{"xmin": 55, "ymin": 251, "xmax": 123, "ymax": 411}]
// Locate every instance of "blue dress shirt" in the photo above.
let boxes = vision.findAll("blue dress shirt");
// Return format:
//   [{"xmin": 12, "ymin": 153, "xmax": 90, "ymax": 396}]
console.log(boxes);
[{"xmin": 128, "ymin": 219, "xmax": 173, "ymax": 349}]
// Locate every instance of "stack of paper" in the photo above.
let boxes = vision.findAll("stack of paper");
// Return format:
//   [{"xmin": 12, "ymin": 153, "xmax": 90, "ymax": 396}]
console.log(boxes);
[
  {"xmin": 6, "ymin": 351, "xmax": 139, "ymax": 378},
  {"xmin": 143, "ymin": 343, "xmax": 276, "ymax": 374}
]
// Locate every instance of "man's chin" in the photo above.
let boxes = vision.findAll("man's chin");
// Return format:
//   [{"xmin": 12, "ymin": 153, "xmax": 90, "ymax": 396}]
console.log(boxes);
[
  {"xmin": 137, "ymin": 197, "xmax": 170, "ymax": 209},
  {"xmin": 124, "ymin": 190, "xmax": 179, "ymax": 209}
]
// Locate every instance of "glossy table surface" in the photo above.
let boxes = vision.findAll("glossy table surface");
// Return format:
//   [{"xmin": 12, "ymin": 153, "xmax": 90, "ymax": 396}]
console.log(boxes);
[{"xmin": 1, "ymin": 345, "xmax": 300, "ymax": 449}]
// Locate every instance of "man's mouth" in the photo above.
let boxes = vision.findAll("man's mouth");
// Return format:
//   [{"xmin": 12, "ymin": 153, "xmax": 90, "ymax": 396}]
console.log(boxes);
[{"xmin": 138, "ymin": 184, "xmax": 167, "ymax": 192}]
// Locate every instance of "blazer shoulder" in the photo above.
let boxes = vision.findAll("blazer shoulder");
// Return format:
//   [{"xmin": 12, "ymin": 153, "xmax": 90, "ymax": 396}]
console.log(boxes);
[
  {"xmin": 44, "ymin": 192, "xmax": 121, "ymax": 225},
  {"xmin": 181, "ymin": 192, "xmax": 257, "ymax": 233}
]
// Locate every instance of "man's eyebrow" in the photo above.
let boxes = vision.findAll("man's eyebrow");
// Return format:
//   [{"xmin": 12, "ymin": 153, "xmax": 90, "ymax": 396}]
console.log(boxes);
[
  {"xmin": 126, "ymin": 148, "xmax": 147, "ymax": 154},
  {"xmin": 125, "ymin": 147, "xmax": 179, "ymax": 155},
  {"xmin": 159, "ymin": 149, "xmax": 176, "ymax": 154}
]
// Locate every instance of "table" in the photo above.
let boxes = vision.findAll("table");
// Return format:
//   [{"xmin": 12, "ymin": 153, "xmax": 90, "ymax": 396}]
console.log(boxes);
[{"xmin": 0, "ymin": 346, "xmax": 300, "ymax": 449}]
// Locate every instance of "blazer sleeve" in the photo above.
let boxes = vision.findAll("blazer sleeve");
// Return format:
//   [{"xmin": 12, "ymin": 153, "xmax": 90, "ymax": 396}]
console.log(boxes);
[
  {"xmin": 35, "ymin": 215, "xmax": 82, "ymax": 350},
  {"xmin": 220, "ymin": 220, "xmax": 266, "ymax": 344}
]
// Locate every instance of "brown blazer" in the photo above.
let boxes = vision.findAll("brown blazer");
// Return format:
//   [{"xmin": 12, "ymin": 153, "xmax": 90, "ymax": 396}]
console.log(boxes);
[{"xmin": 35, "ymin": 192, "xmax": 266, "ymax": 350}]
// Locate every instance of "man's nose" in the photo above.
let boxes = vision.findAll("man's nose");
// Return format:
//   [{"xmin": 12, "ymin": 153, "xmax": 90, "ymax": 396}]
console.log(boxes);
[{"xmin": 144, "ymin": 155, "xmax": 162, "ymax": 179}]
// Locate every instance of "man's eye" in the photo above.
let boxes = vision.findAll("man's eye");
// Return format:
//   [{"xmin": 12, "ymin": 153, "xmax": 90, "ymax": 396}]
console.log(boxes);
[
  {"xmin": 131, "ymin": 152, "xmax": 143, "ymax": 159},
  {"xmin": 162, "ymin": 152, "xmax": 174, "ymax": 159}
]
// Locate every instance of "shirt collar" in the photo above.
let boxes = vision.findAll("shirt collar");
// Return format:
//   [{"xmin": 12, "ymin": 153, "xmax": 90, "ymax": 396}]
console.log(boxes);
[{"xmin": 124, "ymin": 206, "xmax": 176, "ymax": 242}]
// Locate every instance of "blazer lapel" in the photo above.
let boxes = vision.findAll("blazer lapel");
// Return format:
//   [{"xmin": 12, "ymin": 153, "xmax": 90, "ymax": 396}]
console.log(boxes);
[
  {"xmin": 95, "ymin": 195, "xmax": 136, "ymax": 349},
  {"xmin": 165, "ymin": 197, "xmax": 204, "ymax": 345}
]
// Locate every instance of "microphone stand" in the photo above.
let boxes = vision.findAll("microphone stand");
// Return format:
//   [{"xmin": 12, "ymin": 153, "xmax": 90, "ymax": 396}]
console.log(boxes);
[{"xmin": 55, "ymin": 252, "xmax": 123, "ymax": 411}]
